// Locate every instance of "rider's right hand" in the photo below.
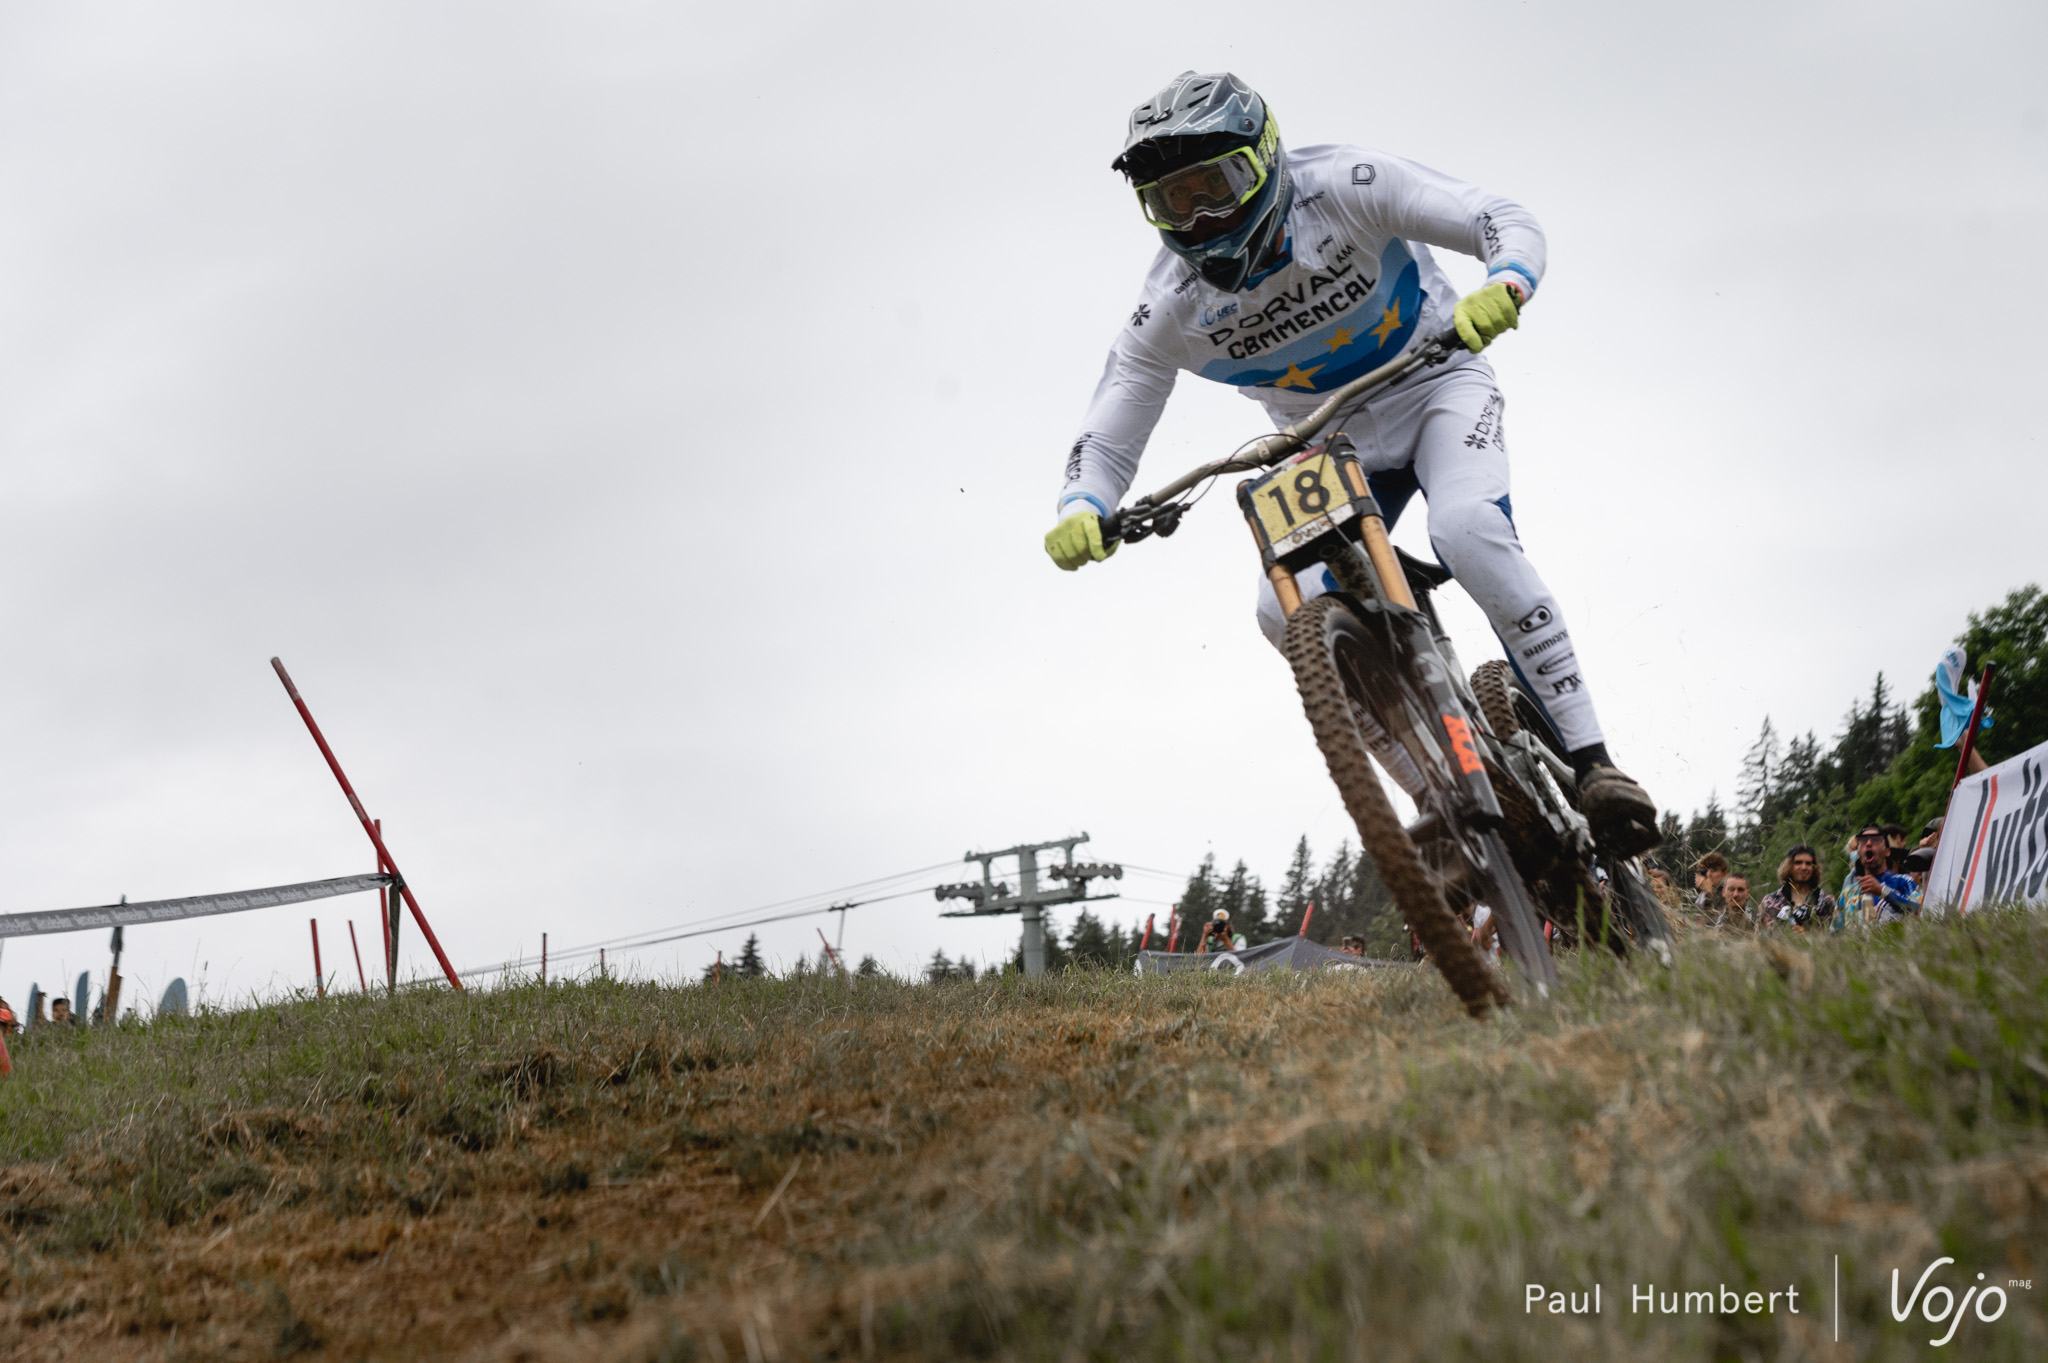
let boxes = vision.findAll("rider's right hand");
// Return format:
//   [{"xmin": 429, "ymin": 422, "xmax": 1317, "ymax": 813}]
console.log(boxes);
[{"xmin": 1044, "ymin": 507, "xmax": 1117, "ymax": 571}]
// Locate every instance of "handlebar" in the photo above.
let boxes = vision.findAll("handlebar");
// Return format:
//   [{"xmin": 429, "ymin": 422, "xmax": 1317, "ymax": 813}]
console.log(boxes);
[{"xmin": 1103, "ymin": 322, "xmax": 1466, "ymax": 545}]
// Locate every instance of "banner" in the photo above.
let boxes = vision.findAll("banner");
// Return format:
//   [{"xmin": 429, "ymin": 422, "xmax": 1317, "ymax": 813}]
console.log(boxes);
[
  {"xmin": 1925, "ymin": 738, "xmax": 2048, "ymax": 915},
  {"xmin": 0, "ymin": 873, "xmax": 392, "ymax": 939},
  {"xmin": 1136, "ymin": 936, "xmax": 1410, "ymax": 975}
]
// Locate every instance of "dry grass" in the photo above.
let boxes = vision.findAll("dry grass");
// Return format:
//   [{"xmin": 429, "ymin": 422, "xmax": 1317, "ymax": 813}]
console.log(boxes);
[{"xmin": 4, "ymin": 914, "xmax": 2048, "ymax": 1361}]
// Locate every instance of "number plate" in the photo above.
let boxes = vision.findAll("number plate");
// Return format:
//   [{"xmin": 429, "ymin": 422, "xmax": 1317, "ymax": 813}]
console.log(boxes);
[{"xmin": 1249, "ymin": 452, "xmax": 1354, "ymax": 552}]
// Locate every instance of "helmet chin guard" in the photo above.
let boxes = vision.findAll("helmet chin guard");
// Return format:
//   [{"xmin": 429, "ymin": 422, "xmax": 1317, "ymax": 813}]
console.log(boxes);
[{"xmin": 1113, "ymin": 71, "xmax": 1293, "ymax": 294}]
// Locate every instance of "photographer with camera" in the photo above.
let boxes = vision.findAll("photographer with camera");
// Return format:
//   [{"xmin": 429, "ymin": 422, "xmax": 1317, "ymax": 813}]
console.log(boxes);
[
  {"xmin": 1836, "ymin": 824, "xmax": 1921, "ymax": 929},
  {"xmin": 1757, "ymin": 845, "xmax": 1837, "ymax": 935}
]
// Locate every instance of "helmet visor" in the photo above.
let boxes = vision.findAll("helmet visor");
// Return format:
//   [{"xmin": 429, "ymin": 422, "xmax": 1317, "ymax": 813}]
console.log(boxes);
[{"xmin": 1135, "ymin": 148, "xmax": 1267, "ymax": 231}]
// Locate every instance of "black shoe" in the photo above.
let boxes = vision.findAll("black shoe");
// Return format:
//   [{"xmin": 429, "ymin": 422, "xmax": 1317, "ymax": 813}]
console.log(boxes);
[{"xmin": 1577, "ymin": 763, "xmax": 1660, "ymax": 857}]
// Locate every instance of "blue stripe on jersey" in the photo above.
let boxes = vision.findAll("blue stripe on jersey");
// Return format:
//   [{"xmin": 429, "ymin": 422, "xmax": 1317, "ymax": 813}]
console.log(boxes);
[{"xmin": 1195, "ymin": 242, "xmax": 1426, "ymax": 395}]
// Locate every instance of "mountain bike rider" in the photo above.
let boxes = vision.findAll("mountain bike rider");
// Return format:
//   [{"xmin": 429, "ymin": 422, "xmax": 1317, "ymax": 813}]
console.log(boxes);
[{"xmin": 1044, "ymin": 71, "xmax": 1659, "ymax": 855}]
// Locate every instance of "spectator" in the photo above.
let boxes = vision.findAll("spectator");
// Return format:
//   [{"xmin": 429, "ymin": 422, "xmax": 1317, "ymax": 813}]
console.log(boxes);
[
  {"xmin": 1694, "ymin": 852, "xmax": 1729, "ymax": 915},
  {"xmin": 1902, "ymin": 816, "xmax": 1943, "ymax": 884},
  {"xmin": 50, "ymin": 996, "xmax": 71, "ymax": 1025},
  {"xmin": 1196, "ymin": 909, "xmax": 1234, "ymax": 955},
  {"xmin": 1758, "ymin": 844, "xmax": 1837, "ymax": 934},
  {"xmin": 1339, "ymin": 934, "xmax": 1366, "ymax": 957},
  {"xmin": 1722, "ymin": 873, "xmax": 1755, "ymax": 928},
  {"xmin": 1471, "ymin": 904, "xmax": 1501, "ymax": 962},
  {"xmin": 1838, "ymin": 824, "xmax": 1922, "ymax": 928},
  {"xmin": 1645, "ymin": 866, "xmax": 1685, "ymax": 910},
  {"xmin": 0, "ymin": 996, "xmax": 16, "ymax": 1034}
]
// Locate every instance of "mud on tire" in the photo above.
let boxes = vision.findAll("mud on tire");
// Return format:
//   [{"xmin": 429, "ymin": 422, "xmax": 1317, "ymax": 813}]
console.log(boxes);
[{"xmin": 1283, "ymin": 595, "xmax": 1509, "ymax": 1016}]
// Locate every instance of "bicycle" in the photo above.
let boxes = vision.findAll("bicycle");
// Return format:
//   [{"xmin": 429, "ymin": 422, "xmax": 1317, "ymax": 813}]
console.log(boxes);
[{"xmin": 1102, "ymin": 324, "xmax": 1673, "ymax": 1015}]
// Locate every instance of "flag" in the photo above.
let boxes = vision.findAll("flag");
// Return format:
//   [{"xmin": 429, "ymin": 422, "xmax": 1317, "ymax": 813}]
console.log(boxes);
[{"xmin": 1934, "ymin": 647, "xmax": 1993, "ymax": 750}]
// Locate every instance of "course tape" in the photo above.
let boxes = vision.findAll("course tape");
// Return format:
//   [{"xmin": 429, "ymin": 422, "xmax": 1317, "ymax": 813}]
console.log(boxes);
[{"xmin": 0, "ymin": 874, "xmax": 392, "ymax": 939}]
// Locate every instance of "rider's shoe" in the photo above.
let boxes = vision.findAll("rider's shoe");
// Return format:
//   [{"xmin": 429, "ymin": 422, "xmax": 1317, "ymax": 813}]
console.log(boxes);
[{"xmin": 1571, "ymin": 745, "xmax": 1661, "ymax": 856}]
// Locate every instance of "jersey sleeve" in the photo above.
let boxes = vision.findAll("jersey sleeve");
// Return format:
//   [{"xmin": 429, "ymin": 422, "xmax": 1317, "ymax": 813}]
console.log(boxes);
[
  {"xmin": 1336, "ymin": 151, "xmax": 1546, "ymax": 303},
  {"xmin": 1057, "ymin": 317, "xmax": 1180, "ymax": 520}
]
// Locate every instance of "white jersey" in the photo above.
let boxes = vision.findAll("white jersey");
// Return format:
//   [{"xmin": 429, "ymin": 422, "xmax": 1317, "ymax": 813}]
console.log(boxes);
[{"xmin": 1058, "ymin": 144, "xmax": 1546, "ymax": 520}]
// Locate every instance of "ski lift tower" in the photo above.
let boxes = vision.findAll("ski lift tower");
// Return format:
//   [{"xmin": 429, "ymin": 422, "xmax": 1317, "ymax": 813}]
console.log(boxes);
[{"xmin": 935, "ymin": 834, "xmax": 1123, "ymax": 977}]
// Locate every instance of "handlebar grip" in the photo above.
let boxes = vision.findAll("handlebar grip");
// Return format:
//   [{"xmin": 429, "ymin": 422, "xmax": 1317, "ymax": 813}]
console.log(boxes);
[{"xmin": 1099, "ymin": 510, "xmax": 1123, "ymax": 545}]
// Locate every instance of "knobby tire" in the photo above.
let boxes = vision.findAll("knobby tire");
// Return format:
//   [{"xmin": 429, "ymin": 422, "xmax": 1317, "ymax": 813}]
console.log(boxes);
[{"xmin": 1283, "ymin": 596, "xmax": 1509, "ymax": 1016}]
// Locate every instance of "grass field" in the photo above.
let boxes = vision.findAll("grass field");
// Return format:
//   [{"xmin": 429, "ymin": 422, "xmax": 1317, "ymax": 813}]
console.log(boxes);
[{"xmin": 3, "ymin": 914, "xmax": 2047, "ymax": 1361}]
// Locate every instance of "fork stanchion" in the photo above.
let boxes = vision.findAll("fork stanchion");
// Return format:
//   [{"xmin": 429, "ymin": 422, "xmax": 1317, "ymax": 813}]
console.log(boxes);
[{"xmin": 1357, "ymin": 515, "xmax": 1416, "ymax": 610}]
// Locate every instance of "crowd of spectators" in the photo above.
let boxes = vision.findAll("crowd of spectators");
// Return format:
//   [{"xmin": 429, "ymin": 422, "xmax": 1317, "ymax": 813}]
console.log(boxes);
[{"xmin": 1662, "ymin": 817, "xmax": 1943, "ymax": 935}]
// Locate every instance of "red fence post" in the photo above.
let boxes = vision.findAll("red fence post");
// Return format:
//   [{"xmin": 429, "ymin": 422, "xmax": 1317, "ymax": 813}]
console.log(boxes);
[
  {"xmin": 1139, "ymin": 913, "xmax": 1155, "ymax": 951},
  {"xmin": 311, "ymin": 919, "xmax": 325, "ymax": 999},
  {"xmin": 270, "ymin": 659, "xmax": 462, "ymax": 991},
  {"xmin": 815, "ymin": 927, "xmax": 845, "ymax": 976},
  {"xmin": 348, "ymin": 921, "xmax": 368, "ymax": 992},
  {"xmin": 1299, "ymin": 901, "xmax": 1316, "ymax": 938}
]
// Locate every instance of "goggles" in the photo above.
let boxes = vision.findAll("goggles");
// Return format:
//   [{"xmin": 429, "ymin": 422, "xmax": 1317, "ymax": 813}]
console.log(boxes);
[{"xmin": 1134, "ymin": 145, "xmax": 1270, "ymax": 232}]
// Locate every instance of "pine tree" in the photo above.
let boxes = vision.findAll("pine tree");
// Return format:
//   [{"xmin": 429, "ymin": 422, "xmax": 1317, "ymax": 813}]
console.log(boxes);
[
  {"xmin": 1772, "ymin": 731, "xmax": 1823, "ymax": 820},
  {"xmin": 1274, "ymin": 836, "xmax": 1315, "ymax": 936},
  {"xmin": 1312, "ymin": 842, "xmax": 1356, "ymax": 945},
  {"xmin": 1065, "ymin": 909, "xmax": 1117, "ymax": 968},
  {"xmin": 855, "ymin": 954, "xmax": 883, "ymax": 979},
  {"xmin": 1687, "ymin": 796, "xmax": 1729, "ymax": 863},
  {"xmin": 734, "ymin": 934, "xmax": 767, "ymax": 979},
  {"xmin": 1737, "ymin": 717, "xmax": 1779, "ymax": 826},
  {"xmin": 925, "ymin": 949, "xmax": 953, "ymax": 984},
  {"xmin": 1178, "ymin": 854, "xmax": 1219, "ymax": 927}
]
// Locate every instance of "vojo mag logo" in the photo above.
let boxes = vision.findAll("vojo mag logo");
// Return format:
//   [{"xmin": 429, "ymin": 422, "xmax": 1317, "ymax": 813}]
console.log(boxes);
[{"xmin": 1892, "ymin": 1257, "xmax": 2012, "ymax": 1348}]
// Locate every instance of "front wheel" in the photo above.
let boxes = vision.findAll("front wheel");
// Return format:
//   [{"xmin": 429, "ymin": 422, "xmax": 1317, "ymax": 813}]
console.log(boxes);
[{"xmin": 1283, "ymin": 596, "xmax": 1511, "ymax": 1016}]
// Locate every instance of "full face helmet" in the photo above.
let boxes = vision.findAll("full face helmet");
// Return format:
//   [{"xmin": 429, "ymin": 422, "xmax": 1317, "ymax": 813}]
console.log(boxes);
[{"xmin": 1112, "ymin": 71, "xmax": 1293, "ymax": 293}]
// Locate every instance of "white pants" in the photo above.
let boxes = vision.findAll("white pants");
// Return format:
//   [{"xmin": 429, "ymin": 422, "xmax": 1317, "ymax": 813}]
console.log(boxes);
[{"xmin": 1253, "ymin": 359, "xmax": 1604, "ymax": 751}]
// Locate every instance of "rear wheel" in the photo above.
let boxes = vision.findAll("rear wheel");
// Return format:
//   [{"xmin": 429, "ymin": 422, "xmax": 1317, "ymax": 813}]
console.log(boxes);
[
  {"xmin": 1472, "ymin": 658, "xmax": 1674, "ymax": 960},
  {"xmin": 1283, "ymin": 596, "xmax": 1514, "ymax": 1015}
]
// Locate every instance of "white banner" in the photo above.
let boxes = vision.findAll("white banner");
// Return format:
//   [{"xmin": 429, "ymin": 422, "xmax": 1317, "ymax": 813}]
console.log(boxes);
[
  {"xmin": 1925, "ymin": 739, "xmax": 2048, "ymax": 915},
  {"xmin": 0, "ymin": 873, "xmax": 392, "ymax": 939}
]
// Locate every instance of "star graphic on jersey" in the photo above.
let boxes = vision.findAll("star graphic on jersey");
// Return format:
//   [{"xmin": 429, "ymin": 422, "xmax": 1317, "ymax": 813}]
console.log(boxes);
[
  {"xmin": 1370, "ymin": 299, "xmax": 1404, "ymax": 345},
  {"xmin": 1322, "ymin": 326, "xmax": 1354, "ymax": 353},
  {"xmin": 1272, "ymin": 361, "xmax": 1325, "ymax": 391}
]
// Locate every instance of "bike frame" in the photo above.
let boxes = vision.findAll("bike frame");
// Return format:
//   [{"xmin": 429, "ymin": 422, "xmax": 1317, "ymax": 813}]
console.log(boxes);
[
  {"xmin": 1108, "ymin": 324, "xmax": 1513, "ymax": 834},
  {"xmin": 1103, "ymin": 321, "xmax": 1668, "ymax": 977}
]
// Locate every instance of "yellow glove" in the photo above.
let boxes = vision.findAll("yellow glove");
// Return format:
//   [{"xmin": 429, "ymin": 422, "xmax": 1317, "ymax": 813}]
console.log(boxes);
[
  {"xmin": 1044, "ymin": 507, "xmax": 1116, "ymax": 571},
  {"xmin": 1452, "ymin": 282, "xmax": 1521, "ymax": 353}
]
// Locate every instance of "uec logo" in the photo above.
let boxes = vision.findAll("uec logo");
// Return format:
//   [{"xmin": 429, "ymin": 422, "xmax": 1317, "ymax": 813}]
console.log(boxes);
[{"xmin": 1892, "ymin": 1257, "xmax": 2006, "ymax": 1347}]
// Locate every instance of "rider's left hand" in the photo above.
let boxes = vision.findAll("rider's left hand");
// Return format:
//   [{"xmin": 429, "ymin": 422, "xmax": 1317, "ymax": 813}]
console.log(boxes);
[{"xmin": 1452, "ymin": 282, "xmax": 1522, "ymax": 353}]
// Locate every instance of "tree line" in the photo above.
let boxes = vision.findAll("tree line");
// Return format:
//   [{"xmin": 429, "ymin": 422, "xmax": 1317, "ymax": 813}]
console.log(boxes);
[{"xmin": 1654, "ymin": 584, "xmax": 2045, "ymax": 895}]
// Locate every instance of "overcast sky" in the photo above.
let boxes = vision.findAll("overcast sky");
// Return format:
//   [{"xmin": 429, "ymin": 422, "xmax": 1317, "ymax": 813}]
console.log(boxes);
[{"xmin": 1, "ymin": 1, "xmax": 2042, "ymax": 1009}]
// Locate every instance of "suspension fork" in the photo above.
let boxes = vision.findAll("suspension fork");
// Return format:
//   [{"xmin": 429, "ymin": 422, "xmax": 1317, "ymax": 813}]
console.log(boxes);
[
  {"xmin": 1244, "ymin": 446, "xmax": 1415, "ymax": 618},
  {"xmin": 1246, "ymin": 458, "xmax": 1502, "ymax": 831}
]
